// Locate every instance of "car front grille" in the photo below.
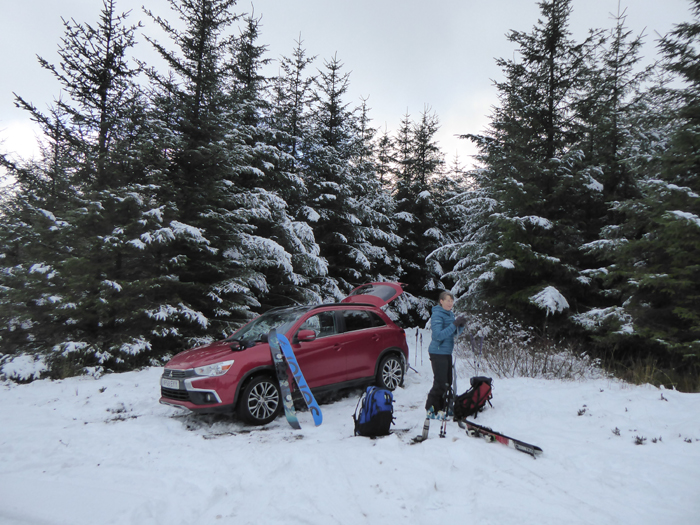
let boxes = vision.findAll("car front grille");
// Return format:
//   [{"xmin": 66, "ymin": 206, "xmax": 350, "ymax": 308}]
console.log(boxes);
[
  {"xmin": 161, "ymin": 387, "xmax": 190, "ymax": 401},
  {"xmin": 163, "ymin": 368, "xmax": 188, "ymax": 379}
]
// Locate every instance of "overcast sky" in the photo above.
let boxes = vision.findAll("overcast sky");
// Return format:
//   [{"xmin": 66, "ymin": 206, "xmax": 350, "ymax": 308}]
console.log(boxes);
[{"xmin": 0, "ymin": 0, "xmax": 692, "ymax": 172}]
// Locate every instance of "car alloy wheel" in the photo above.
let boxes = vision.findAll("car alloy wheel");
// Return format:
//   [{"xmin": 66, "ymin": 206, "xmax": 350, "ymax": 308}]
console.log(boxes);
[
  {"xmin": 239, "ymin": 376, "xmax": 280, "ymax": 425},
  {"xmin": 378, "ymin": 354, "xmax": 404, "ymax": 390}
]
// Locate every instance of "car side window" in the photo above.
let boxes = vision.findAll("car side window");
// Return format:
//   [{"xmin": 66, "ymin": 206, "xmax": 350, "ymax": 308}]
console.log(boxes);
[
  {"xmin": 300, "ymin": 311, "xmax": 337, "ymax": 338},
  {"xmin": 342, "ymin": 310, "xmax": 374, "ymax": 332},
  {"xmin": 368, "ymin": 311, "xmax": 386, "ymax": 327}
]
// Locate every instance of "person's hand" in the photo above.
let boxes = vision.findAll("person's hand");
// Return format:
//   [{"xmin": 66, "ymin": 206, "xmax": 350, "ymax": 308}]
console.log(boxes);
[{"xmin": 453, "ymin": 315, "xmax": 467, "ymax": 328}]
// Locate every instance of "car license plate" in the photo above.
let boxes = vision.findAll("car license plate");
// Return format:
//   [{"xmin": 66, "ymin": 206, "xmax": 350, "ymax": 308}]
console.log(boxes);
[{"xmin": 161, "ymin": 378, "xmax": 180, "ymax": 389}]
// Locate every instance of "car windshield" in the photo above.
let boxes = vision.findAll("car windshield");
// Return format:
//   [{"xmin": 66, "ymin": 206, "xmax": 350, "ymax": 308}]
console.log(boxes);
[{"xmin": 226, "ymin": 307, "xmax": 311, "ymax": 344}]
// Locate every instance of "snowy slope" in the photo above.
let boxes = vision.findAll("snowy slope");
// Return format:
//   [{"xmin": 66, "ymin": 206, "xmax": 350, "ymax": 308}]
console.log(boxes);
[{"xmin": 1, "ymin": 329, "xmax": 699, "ymax": 525}]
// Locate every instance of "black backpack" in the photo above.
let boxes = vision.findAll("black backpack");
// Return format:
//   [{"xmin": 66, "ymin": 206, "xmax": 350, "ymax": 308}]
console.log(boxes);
[
  {"xmin": 453, "ymin": 376, "xmax": 493, "ymax": 421},
  {"xmin": 353, "ymin": 386, "xmax": 395, "ymax": 437}
]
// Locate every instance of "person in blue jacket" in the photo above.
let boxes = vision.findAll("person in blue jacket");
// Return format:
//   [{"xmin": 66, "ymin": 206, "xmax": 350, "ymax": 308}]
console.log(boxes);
[{"xmin": 425, "ymin": 291, "xmax": 466, "ymax": 417}]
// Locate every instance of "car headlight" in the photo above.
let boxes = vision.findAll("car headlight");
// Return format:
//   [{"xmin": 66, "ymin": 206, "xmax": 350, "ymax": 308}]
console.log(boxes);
[{"xmin": 194, "ymin": 360, "xmax": 235, "ymax": 377}]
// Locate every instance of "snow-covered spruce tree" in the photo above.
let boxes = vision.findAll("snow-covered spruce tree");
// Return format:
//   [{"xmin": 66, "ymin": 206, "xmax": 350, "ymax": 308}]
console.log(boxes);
[
  {"xmin": 392, "ymin": 107, "xmax": 448, "ymax": 323},
  {"xmin": 0, "ymin": 0, "xmax": 163, "ymax": 376},
  {"xmin": 568, "ymin": 10, "xmax": 666, "ymax": 350},
  {"xmin": 301, "ymin": 54, "xmax": 389, "ymax": 298},
  {"xmin": 228, "ymin": 15, "xmax": 327, "ymax": 309},
  {"xmin": 374, "ymin": 127, "xmax": 395, "ymax": 189},
  {"xmin": 0, "ymin": 106, "xmax": 81, "ymax": 364},
  {"xmin": 347, "ymin": 98, "xmax": 402, "ymax": 287},
  {"xmin": 393, "ymin": 112, "xmax": 415, "ymax": 187},
  {"xmin": 269, "ymin": 36, "xmax": 317, "ymax": 177},
  {"xmin": 428, "ymin": 154, "xmax": 473, "ymax": 290},
  {"xmin": 573, "ymin": 8, "xmax": 650, "ymax": 203},
  {"xmin": 590, "ymin": 1, "xmax": 700, "ymax": 382},
  {"xmin": 140, "ymin": 0, "xmax": 283, "ymax": 351},
  {"xmin": 455, "ymin": 0, "xmax": 606, "ymax": 334}
]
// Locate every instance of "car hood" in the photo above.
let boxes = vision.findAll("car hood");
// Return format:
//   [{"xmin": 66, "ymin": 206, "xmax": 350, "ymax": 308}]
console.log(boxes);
[{"xmin": 166, "ymin": 340, "xmax": 264, "ymax": 369}]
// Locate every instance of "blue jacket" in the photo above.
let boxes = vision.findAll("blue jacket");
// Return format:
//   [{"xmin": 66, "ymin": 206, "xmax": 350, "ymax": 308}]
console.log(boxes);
[{"xmin": 428, "ymin": 305, "xmax": 464, "ymax": 355}]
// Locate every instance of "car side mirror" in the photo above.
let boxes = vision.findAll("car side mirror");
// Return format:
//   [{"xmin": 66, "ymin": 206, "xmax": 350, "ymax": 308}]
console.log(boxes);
[{"xmin": 296, "ymin": 329, "xmax": 317, "ymax": 343}]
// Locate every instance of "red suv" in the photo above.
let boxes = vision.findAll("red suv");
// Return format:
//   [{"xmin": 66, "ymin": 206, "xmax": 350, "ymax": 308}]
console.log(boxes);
[{"xmin": 160, "ymin": 282, "xmax": 408, "ymax": 425}]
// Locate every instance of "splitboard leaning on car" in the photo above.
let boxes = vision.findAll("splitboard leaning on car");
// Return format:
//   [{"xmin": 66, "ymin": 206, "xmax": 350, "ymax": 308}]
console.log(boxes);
[{"xmin": 159, "ymin": 282, "xmax": 409, "ymax": 425}]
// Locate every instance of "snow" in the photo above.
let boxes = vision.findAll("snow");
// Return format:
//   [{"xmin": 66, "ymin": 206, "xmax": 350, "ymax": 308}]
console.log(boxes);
[
  {"xmin": 478, "ymin": 270, "xmax": 496, "ymax": 282},
  {"xmin": 394, "ymin": 211, "xmax": 415, "ymax": 222},
  {"xmin": 145, "ymin": 303, "xmax": 209, "ymax": 329},
  {"xmin": 37, "ymin": 208, "xmax": 69, "ymax": 228},
  {"xmin": 584, "ymin": 175, "xmax": 604, "ymax": 192},
  {"xmin": 496, "ymin": 259, "xmax": 515, "ymax": 269},
  {"xmin": 668, "ymin": 210, "xmax": 700, "ymax": 228},
  {"xmin": 530, "ymin": 286, "xmax": 570, "ymax": 315},
  {"xmin": 521, "ymin": 215, "xmax": 553, "ymax": 229},
  {"xmin": 142, "ymin": 207, "xmax": 165, "ymax": 223},
  {"xmin": 0, "ymin": 354, "xmax": 47, "ymax": 381},
  {"xmin": 572, "ymin": 307, "xmax": 634, "ymax": 335},
  {"xmin": 102, "ymin": 280, "xmax": 123, "ymax": 292},
  {"xmin": 301, "ymin": 206, "xmax": 321, "ymax": 223},
  {"xmin": 423, "ymin": 227, "xmax": 443, "ymax": 240},
  {"xmin": 119, "ymin": 338, "xmax": 152, "ymax": 356},
  {"xmin": 28, "ymin": 263, "xmax": 52, "ymax": 275},
  {"xmin": 1, "ymin": 330, "xmax": 700, "ymax": 525}
]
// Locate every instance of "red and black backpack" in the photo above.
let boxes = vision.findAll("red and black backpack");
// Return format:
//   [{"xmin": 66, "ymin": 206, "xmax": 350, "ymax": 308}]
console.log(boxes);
[{"xmin": 454, "ymin": 376, "xmax": 493, "ymax": 420}]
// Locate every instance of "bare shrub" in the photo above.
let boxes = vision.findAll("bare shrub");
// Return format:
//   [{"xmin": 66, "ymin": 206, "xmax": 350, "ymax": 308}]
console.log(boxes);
[{"xmin": 454, "ymin": 310, "xmax": 604, "ymax": 381}]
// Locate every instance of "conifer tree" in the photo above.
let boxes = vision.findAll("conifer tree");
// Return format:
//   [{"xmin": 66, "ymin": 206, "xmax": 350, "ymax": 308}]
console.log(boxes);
[
  {"xmin": 228, "ymin": 15, "xmax": 326, "ymax": 308},
  {"xmin": 393, "ymin": 112, "xmax": 415, "ymax": 191},
  {"xmin": 568, "ymin": 9, "xmax": 661, "ymax": 342},
  {"xmin": 348, "ymin": 98, "xmax": 402, "ymax": 286},
  {"xmin": 575, "ymin": 9, "xmax": 648, "ymax": 202},
  {"xmin": 392, "ymin": 107, "xmax": 447, "ymax": 322},
  {"xmin": 141, "ymin": 0, "xmax": 279, "ymax": 345},
  {"xmin": 269, "ymin": 37, "xmax": 316, "ymax": 175},
  {"xmin": 597, "ymin": 1, "xmax": 700, "ymax": 373},
  {"xmin": 428, "ymin": 154, "xmax": 471, "ymax": 291},
  {"xmin": 19, "ymin": 0, "xmax": 143, "ymax": 187},
  {"xmin": 0, "ymin": 0, "xmax": 156, "ymax": 374},
  {"xmin": 374, "ymin": 128, "xmax": 395, "ymax": 188},
  {"xmin": 453, "ymin": 0, "xmax": 600, "ymax": 331},
  {"xmin": 303, "ymin": 54, "xmax": 371, "ymax": 297}
]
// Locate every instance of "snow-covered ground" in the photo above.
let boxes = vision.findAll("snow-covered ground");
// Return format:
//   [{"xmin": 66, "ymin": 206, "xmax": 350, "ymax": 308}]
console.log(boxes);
[{"xmin": 1, "ymin": 329, "xmax": 699, "ymax": 525}]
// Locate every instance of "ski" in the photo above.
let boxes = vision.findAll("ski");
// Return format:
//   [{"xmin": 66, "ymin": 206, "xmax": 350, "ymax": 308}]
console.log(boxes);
[
  {"xmin": 465, "ymin": 420, "xmax": 543, "ymax": 457},
  {"xmin": 277, "ymin": 333, "xmax": 323, "ymax": 426},
  {"xmin": 268, "ymin": 329, "xmax": 300, "ymax": 429}
]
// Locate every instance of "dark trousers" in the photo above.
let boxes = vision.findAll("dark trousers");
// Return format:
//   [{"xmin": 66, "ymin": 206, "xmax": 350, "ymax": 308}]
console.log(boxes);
[{"xmin": 425, "ymin": 353, "xmax": 453, "ymax": 411}]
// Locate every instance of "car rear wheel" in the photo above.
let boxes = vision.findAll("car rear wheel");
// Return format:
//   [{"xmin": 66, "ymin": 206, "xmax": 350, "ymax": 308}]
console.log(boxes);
[
  {"xmin": 376, "ymin": 354, "xmax": 404, "ymax": 391},
  {"xmin": 238, "ymin": 375, "xmax": 281, "ymax": 425}
]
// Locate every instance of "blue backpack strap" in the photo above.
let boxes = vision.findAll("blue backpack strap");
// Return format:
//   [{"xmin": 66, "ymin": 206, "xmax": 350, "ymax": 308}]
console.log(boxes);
[
  {"xmin": 354, "ymin": 387, "xmax": 370, "ymax": 421},
  {"xmin": 353, "ymin": 386, "xmax": 375, "ymax": 432},
  {"xmin": 365, "ymin": 386, "xmax": 379, "ymax": 419}
]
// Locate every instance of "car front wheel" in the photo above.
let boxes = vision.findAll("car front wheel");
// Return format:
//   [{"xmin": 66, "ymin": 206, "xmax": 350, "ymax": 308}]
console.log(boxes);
[
  {"xmin": 376, "ymin": 354, "xmax": 404, "ymax": 391},
  {"xmin": 238, "ymin": 375, "xmax": 281, "ymax": 425}
]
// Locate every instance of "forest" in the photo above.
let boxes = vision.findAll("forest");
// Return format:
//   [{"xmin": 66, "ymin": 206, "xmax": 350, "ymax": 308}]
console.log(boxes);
[{"xmin": 1, "ymin": 0, "xmax": 698, "ymax": 390}]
